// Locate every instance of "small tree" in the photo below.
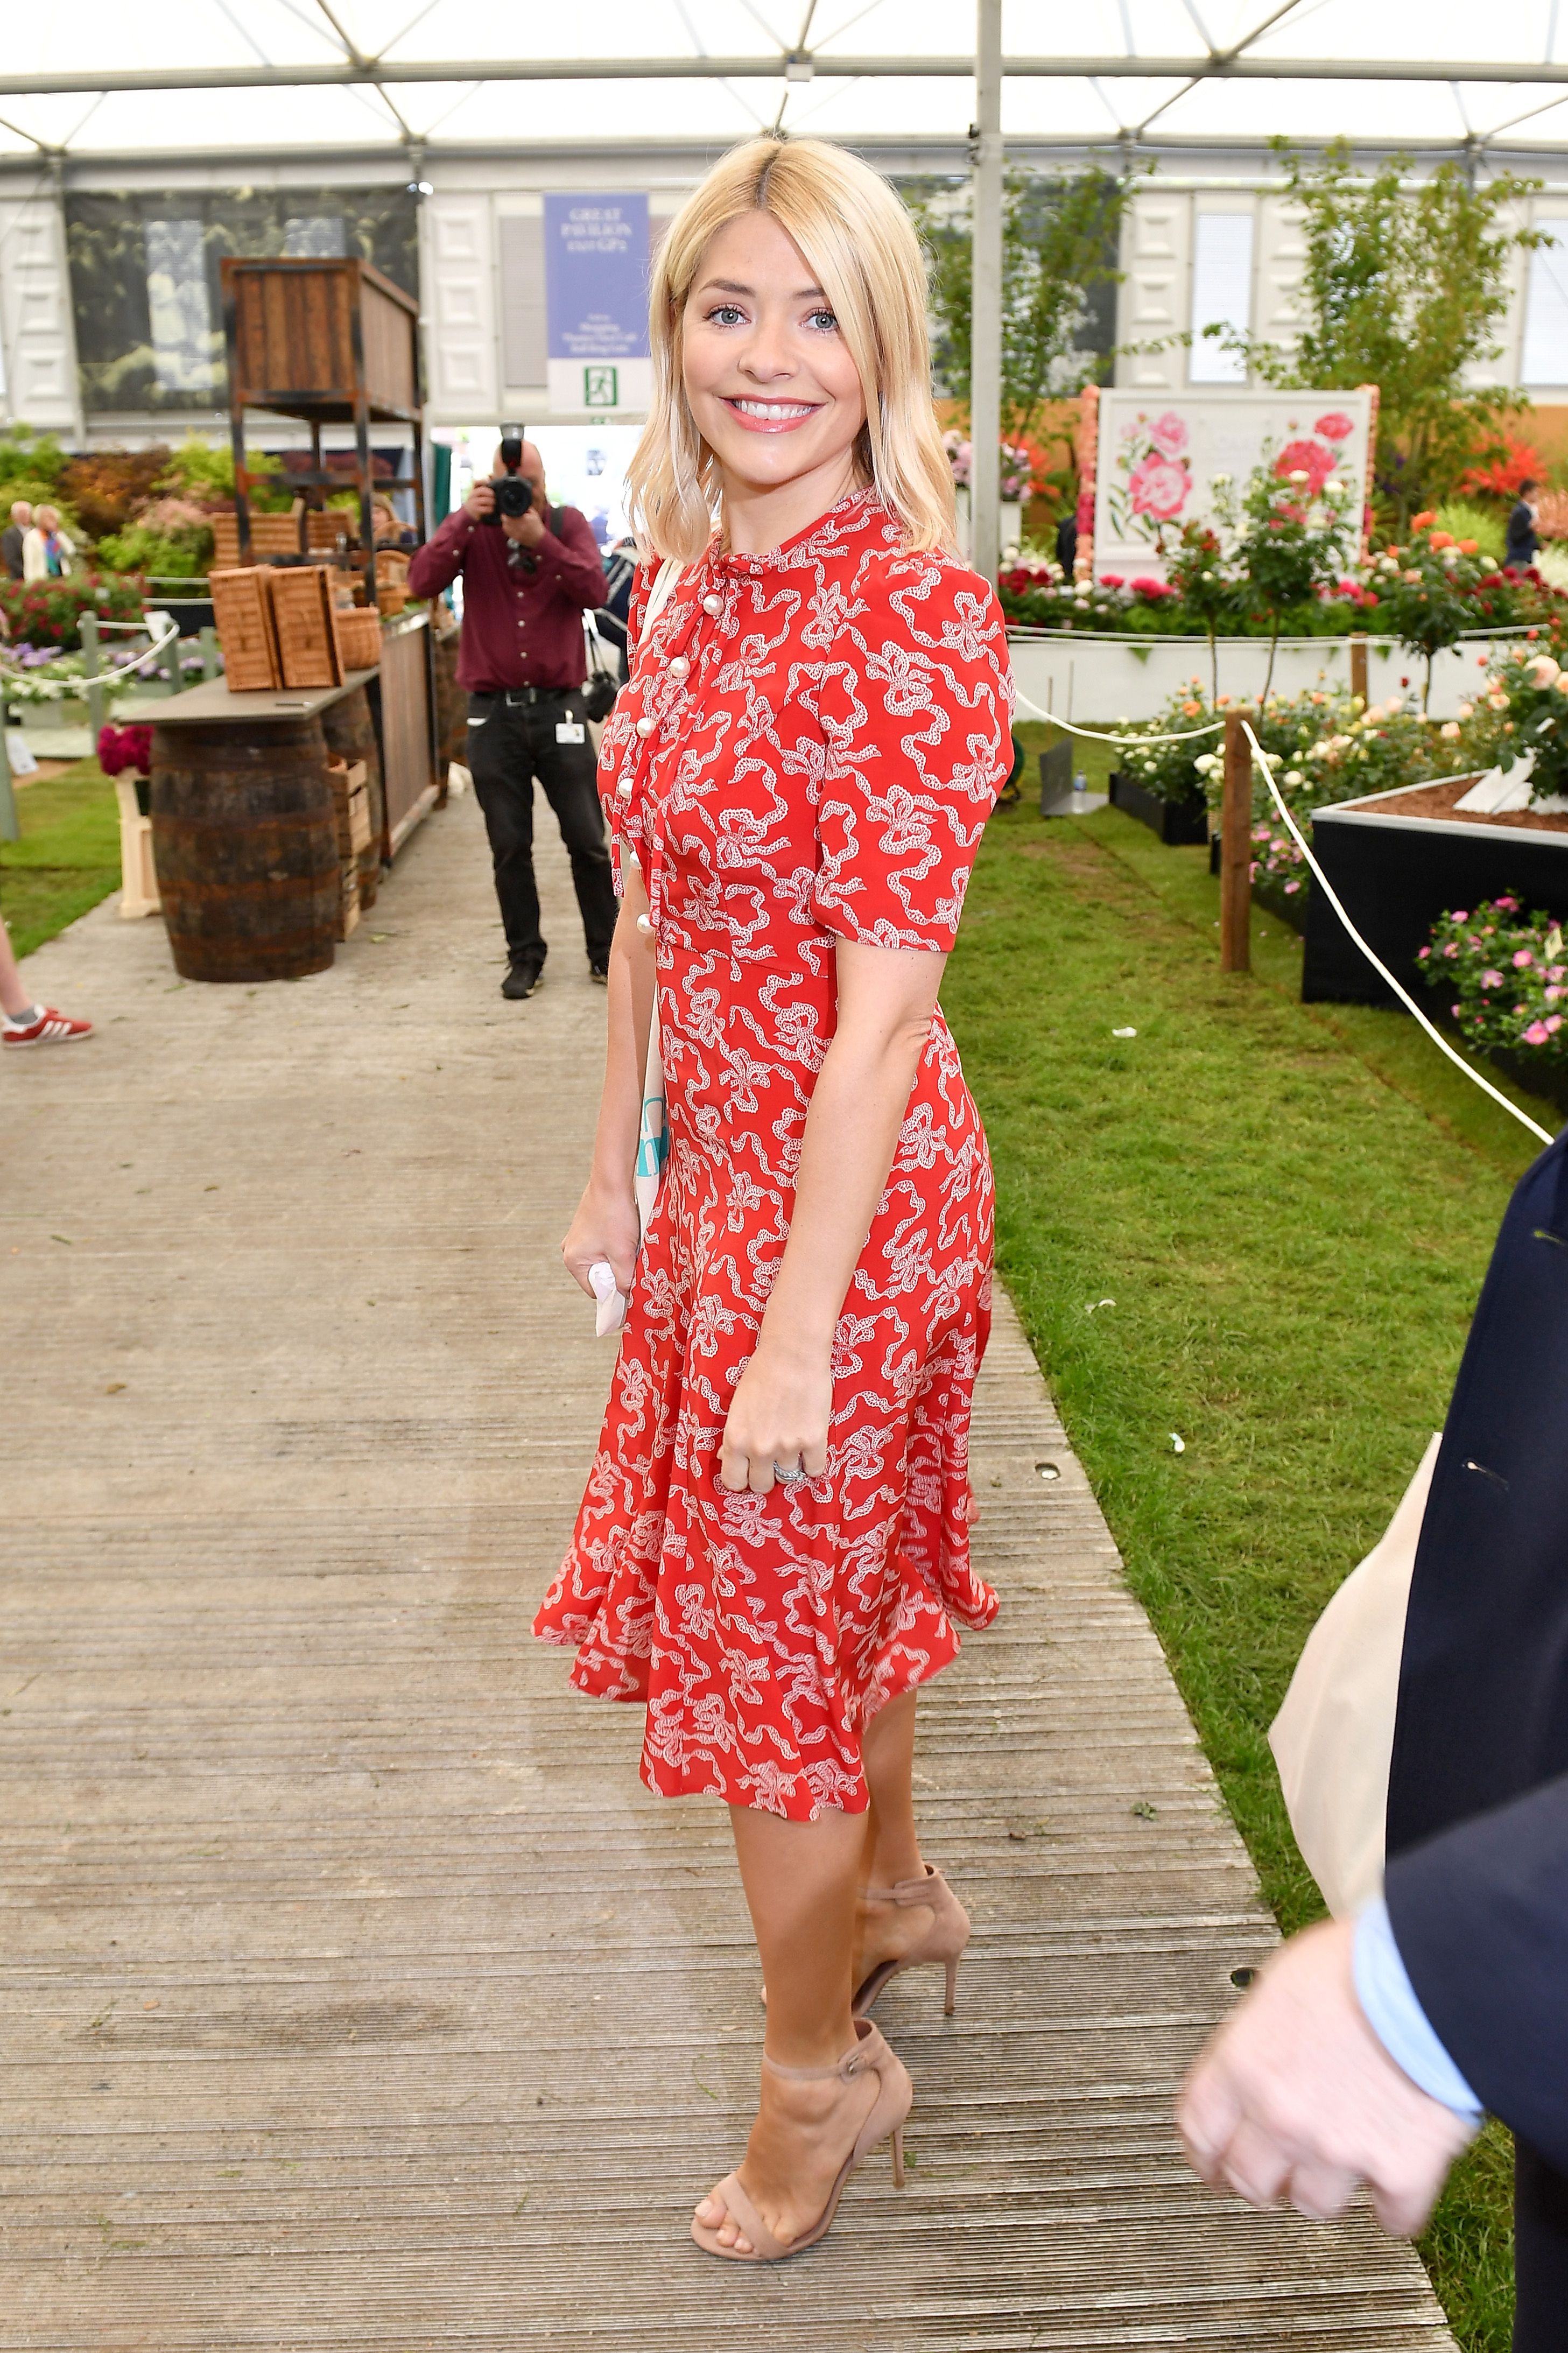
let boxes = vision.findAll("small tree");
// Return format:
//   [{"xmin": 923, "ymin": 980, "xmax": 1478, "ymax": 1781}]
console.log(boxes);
[
  {"xmin": 1164, "ymin": 518, "xmax": 1240, "ymax": 701},
  {"xmin": 909, "ymin": 167, "xmax": 1132, "ymax": 447},
  {"xmin": 1208, "ymin": 142, "xmax": 1544, "ymax": 534},
  {"xmin": 1218, "ymin": 453, "xmax": 1355, "ymax": 701},
  {"xmin": 1369, "ymin": 515, "xmax": 1503, "ymax": 711}
]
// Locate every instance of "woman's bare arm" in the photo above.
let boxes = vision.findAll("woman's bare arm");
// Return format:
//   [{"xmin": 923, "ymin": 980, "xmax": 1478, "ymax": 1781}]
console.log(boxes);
[
  {"xmin": 718, "ymin": 937, "xmax": 946, "ymax": 1492},
  {"xmin": 561, "ymin": 855, "xmax": 657, "ymax": 1297}
]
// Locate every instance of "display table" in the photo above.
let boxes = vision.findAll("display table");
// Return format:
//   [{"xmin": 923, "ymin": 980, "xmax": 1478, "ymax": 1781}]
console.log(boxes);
[{"xmin": 151, "ymin": 673, "xmax": 375, "ymax": 982}]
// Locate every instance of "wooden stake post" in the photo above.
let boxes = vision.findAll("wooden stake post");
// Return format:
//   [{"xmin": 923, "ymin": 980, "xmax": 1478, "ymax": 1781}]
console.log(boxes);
[
  {"xmin": 1350, "ymin": 635, "xmax": 1368, "ymax": 707},
  {"xmin": 1220, "ymin": 709, "xmax": 1253, "ymax": 974}
]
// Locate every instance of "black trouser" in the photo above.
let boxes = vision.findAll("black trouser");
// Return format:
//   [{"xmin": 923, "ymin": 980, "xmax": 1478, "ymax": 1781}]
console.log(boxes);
[
  {"xmin": 1515, "ymin": 2144, "xmax": 1568, "ymax": 2350},
  {"xmin": 465, "ymin": 689, "xmax": 617, "ymax": 971}
]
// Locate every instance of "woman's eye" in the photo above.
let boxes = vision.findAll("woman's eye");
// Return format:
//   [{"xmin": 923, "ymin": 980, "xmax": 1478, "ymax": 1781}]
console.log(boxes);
[
  {"xmin": 707, "ymin": 304, "xmax": 746, "ymax": 327},
  {"xmin": 807, "ymin": 308, "xmax": 839, "ymax": 332}
]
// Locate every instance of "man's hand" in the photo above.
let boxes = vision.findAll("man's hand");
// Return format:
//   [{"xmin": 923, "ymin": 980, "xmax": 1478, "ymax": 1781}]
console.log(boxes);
[
  {"xmin": 502, "ymin": 502, "xmax": 547, "ymax": 550},
  {"xmin": 463, "ymin": 480, "xmax": 495, "ymax": 524},
  {"xmin": 1177, "ymin": 1919, "xmax": 1476, "ymax": 2236}
]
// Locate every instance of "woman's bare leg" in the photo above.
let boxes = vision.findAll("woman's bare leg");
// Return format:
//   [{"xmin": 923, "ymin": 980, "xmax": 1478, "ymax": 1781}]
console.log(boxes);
[
  {"xmin": 855, "ymin": 1688, "xmax": 937, "ymax": 1984},
  {"xmin": 693, "ymin": 1802, "xmax": 877, "ymax": 2253}
]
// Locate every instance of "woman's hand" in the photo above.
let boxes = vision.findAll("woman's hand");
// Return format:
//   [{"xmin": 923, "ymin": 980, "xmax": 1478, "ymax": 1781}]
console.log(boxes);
[
  {"xmin": 562, "ymin": 1176, "xmax": 641, "ymax": 1300},
  {"xmin": 719, "ymin": 1336, "xmax": 833, "ymax": 1494}
]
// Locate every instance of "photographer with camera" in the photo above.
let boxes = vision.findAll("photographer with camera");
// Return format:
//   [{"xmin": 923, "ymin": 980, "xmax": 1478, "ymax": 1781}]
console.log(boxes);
[{"xmin": 408, "ymin": 437, "xmax": 614, "ymax": 998}]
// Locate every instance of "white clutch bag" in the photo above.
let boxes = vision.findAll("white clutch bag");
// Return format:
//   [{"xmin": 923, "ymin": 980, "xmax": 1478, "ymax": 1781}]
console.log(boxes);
[{"xmin": 1268, "ymin": 1434, "xmax": 1440, "ymax": 1919}]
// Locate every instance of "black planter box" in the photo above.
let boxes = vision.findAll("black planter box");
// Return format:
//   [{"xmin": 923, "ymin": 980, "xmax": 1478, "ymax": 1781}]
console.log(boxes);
[
  {"xmin": 1109, "ymin": 769, "xmax": 1211, "ymax": 845},
  {"xmin": 1303, "ymin": 781, "xmax": 1568, "ymax": 1008}
]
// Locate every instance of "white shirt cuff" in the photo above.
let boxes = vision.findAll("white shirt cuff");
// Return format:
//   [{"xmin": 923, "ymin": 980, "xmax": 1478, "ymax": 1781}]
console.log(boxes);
[{"xmin": 1353, "ymin": 1893, "xmax": 1484, "ymax": 2122}]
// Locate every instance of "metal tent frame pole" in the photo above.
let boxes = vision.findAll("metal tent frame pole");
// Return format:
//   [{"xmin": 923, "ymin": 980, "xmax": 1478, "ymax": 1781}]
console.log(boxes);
[{"xmin": 970, "ymin": 0, "xmax": 1004, "ymax": 590}]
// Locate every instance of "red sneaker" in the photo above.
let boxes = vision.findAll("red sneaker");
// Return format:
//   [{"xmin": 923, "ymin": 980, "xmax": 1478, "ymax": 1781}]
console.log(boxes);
[{"xmin": 2, "ymin": 1007, "xmax": 94, "ymax": 1048}]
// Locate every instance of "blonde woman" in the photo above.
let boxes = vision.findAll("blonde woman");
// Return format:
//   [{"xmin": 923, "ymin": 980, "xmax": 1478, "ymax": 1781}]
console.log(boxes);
[{"xmin": 535, "ymin": 136, "xmax": 1012, "ymax": 2261}]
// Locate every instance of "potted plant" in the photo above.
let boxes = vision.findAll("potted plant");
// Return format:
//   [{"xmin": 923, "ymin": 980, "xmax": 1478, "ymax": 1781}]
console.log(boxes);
[
  {"xmin": 96, "ymin": 722, "xmax": 159, "ymax": 918},
  {"xmin": 1304, "ymin": 634, "xmax": 1568, "ymax": 1005}
]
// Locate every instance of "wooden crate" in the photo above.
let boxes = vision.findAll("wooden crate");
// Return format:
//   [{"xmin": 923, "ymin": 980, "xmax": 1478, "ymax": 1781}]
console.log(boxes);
[
  {"xmin": 333, "ymin": 607, "xmax": 383, "ymax": 673},
  {"xmin": 208, "ymin": 567, "xmax": 281, "ymax": 691},
  {"xmin": 268, "ymin": 566, "xmax": 343, "ymax": 691},
  {"xmin": 221, "ymin": 257, "xmax": 418, "ymax": 417},
  {"xmin": 210, "ymin": 512, "xmax": 300, "ymax": 570},
  {"xmin": 327, "ymin": 757, "xmax": 372, "ymax": 856}
]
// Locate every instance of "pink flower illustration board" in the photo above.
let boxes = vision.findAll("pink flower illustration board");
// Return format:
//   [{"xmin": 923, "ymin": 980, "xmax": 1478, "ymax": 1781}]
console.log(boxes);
[{"xmin": 1088, "ymin": 387, "xmax": 1376, "ymax": 585}]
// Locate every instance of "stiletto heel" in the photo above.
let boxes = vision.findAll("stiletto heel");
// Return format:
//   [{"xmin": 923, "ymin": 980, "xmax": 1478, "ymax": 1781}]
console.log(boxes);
[
  {"xmin": 690, "ymin": 2018, "xmax": 912, "ymax": 2264},
  {"xmin": 853, "ymin": 1864, "xmax": 972, "ymax": 2018}
]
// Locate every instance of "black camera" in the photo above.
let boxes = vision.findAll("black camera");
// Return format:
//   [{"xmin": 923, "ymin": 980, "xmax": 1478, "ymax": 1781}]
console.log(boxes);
[{"xmin": 481, "ymin": 432, "xmax": 535, "ymax": 524}]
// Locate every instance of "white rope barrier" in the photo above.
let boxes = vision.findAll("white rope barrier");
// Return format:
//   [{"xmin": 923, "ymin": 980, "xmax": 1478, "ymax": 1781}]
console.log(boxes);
[
  {"xmin": 1012, "ymin": 686, "xmax": 1223, "ymax": 744},
  {"xmin": 0, "ymin": 614, "xmax": 180, "ymax": 692},
  {"xmin": 1009, "ymin": 691, "xmax": 1559, "ymax": 1150},
  {"xmin": 1239, "ymin": 719, "xmax": 1555, "ymax": 1149}
]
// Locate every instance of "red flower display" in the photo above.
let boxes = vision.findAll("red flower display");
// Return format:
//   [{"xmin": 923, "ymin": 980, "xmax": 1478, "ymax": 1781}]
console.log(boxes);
[{"xmin": 1272, "ymin": 439, "xmax": 1337, "ymax": 496}]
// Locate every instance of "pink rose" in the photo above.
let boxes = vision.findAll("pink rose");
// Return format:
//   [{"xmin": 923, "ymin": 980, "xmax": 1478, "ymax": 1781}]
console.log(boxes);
[
  {"xmin": 1514, "ymin": 949, "xmax": 1536, "ymax": 967},
  {"xmin": 1481, "ymin": 968, "xmax": 1503, "ymax": 988},
  {"xmin": 1316, "ymin": 411, "xmax": 1355, "ymax": 442},
  {"xmin": 1523, "ymin": 1021, "xmax": 1552, "ymax": 1045},
  {"xmin": 1273, "ymin": 439, "xmax": 1336, "ymax": 496},
  {"xmin": 1149, "ymin": 410, "xmax": 1189, "ymax": 459},
  {"xmin": 1128, "ymin": 454, "xmax": 1190, "ymax": 521}
]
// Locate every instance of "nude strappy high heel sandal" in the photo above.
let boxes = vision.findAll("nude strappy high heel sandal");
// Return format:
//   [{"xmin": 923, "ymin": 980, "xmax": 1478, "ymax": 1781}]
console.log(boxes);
[
  {"xmin": 853, "ymin": 1864, "xmax": 971, "ymax": 2018},
  {"xmin": 690, "ymin": 2017, "xmax": 911, "ymax": 2263}
]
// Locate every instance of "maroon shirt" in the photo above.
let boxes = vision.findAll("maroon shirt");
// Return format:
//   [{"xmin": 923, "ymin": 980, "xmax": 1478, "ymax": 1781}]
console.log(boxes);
[{"xmin": 406, "ymin": 501, "xmax": 607, "ymax": 694}]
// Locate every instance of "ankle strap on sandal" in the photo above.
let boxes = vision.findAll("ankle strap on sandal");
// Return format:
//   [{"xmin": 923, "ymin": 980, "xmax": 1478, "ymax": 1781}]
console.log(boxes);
[
  {"xmin": 762, "ymin": 2020, "xmax": 882, "ymax": 2084},
  {"xmin": 863, "ymin": 1865, "xmax": 941, "ymax": 1906}
]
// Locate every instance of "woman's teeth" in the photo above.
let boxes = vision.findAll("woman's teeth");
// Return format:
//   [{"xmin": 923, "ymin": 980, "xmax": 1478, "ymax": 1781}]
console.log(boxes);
[{"xmin": 731, "ymin": 399, "xmax": 815, "ymax": 419}]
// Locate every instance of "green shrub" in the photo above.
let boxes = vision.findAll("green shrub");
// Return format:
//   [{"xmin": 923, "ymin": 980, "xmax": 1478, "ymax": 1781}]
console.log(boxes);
[{"xmin": 1435, "ymin": 501, "xmax": 1506, "ymax": 564}]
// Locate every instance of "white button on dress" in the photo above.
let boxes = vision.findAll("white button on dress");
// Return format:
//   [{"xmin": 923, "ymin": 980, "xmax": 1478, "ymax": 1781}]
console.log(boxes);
[
  {"xmin": 702, "ymin": 594, "xmax": 722, "ymax": 616},
  {"xmin": 668, "ymin": 657, "xmax": 690, "ymax": 680},
  {"xmin": 635, "ymin": 716, "xmax": 656, "ymax": 737}
]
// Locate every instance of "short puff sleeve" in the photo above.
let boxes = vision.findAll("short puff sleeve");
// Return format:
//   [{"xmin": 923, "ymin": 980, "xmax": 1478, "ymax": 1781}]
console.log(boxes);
[{"xmin": 810, "ymin": 557, "xmax": 1014, "ymax": 953}]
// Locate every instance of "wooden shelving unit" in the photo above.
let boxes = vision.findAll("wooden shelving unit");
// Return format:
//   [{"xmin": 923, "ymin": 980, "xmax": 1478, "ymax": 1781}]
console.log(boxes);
[
  {"xmin": 220, "ymin": 254, "xmax": 427, "ymax": 611},
  {"xmin": 219, "ymin": 254, "xmax": 439, "ymax": 852}
]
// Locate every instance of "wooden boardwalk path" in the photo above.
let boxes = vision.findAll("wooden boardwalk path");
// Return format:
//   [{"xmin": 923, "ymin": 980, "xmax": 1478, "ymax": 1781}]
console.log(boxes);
[{"xmin": 2, "ymin": 793, "xmax": 1456, "ymax": 2348}]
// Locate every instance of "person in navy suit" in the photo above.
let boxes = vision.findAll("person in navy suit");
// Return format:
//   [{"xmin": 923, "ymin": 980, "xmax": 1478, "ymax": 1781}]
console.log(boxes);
[{"xmin": 1177, "ymin": 1123, "xmax": 1568, "ymax": 2349}]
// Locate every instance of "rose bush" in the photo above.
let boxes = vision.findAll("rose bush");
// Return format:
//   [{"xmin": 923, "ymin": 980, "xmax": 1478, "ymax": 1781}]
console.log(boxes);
[{"xmin": 1422, "ymin": 897, "xmax": 1568, "ymax": 1066}]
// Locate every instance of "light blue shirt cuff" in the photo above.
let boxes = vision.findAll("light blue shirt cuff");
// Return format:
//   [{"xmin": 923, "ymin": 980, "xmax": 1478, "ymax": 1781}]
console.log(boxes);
[{"xmin": 1353, "ymin": 1894, "xmax": 1484, "ymax": 2123}]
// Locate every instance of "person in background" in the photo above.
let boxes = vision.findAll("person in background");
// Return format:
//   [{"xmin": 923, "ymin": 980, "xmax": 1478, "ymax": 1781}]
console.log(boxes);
[
  {"xmin": 406, "ymin": 441, "xmax": 614, "ymax": 1000},
  {"xmin": 1, "ymin": 908, "xmax": 92, "ymax": 1047},
  {"xmin": 594, "ymin": 531, "xmax": 638, "ymax": 683},
  {"xmin": 1054, "ymin": 508, "xmax": 1078, "ymax": 580},
  {"xmin": 1505, "ymin": 477, "xmax": 1540, "ymax": 571},
  {"xmin": 371, "ymin": 493, "xmax": 416, "ymax": 551},
  {"xmin": 1177, "ymin": 1121, "xmax": 1568, "ymax": 2348},
  {"xmin": 2, "ymin": 501, "xmax": 30, "ymax": 581},
  {"xmin": 22, "ymin": 505, "xmax": 75, "ymax": 582}
]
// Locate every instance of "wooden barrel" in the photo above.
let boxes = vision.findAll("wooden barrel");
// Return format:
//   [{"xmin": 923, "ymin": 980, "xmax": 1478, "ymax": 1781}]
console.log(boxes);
[
  {"xmin": 321, "ymin": 683, "xmax": 385, "ymax": 909},
  {"xmin": 150, "ymin": 715, "xmax": 339, "ymax": 983}
]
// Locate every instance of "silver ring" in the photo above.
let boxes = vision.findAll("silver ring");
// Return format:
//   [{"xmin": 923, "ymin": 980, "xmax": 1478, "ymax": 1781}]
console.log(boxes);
[{"xmin": 774, "ymin": 1462, "xmax": 807, "ymax": 1485}]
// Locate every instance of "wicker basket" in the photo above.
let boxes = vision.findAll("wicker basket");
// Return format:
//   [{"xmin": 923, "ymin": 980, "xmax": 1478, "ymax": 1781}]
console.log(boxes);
[
  {"xmin": 268, "ymin": 566, "xmax": 343, "ymax": 690},
  {"xmin": 333, "ymin": 607, "xmax": 383, "ymax": 672},
  {"xmin": 209, "ymin": 511, "xmax": 302, "ymax": 570},
  {"xmin": 208, "ymin": 567, "xmax": 282, "ymax": 691}
]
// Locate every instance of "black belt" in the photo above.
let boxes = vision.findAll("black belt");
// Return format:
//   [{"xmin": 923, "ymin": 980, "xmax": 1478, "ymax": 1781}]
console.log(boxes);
[{"xmin": 473, "ymin": 684, "xmax": 577, "ymax": 707}]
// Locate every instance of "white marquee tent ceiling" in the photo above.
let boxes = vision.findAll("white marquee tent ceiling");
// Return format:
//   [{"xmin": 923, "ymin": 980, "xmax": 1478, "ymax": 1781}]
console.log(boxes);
[{"xmin": 5, "ymin": 0, "xmax": 1568, "ymax": 163}]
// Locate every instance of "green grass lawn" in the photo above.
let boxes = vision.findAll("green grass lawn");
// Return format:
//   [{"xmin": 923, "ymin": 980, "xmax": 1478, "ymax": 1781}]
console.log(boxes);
[
  {"xmin": 1, "ymin": 757, "xmax": 120, "ymax": 958},
  {"xmin": 945, "ymin": 728, "xmax": 1555, "ymax": 2351}
]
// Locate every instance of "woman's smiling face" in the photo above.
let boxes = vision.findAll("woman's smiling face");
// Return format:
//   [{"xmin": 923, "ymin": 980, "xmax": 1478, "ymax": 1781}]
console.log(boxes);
[{"xmin": 681, "ymin": 210, "xmax": 867, "ymax": 503}]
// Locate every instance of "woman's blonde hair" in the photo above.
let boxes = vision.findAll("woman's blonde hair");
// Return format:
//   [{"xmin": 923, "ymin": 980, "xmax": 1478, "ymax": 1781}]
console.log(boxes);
[{"xmin": 627, "ymin": 137, "xmax": 955, "ymax": 564}]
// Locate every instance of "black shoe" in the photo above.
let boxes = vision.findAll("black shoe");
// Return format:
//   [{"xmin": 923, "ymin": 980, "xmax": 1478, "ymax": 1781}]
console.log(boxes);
[
  {"xmin": 502, "ymin": 960, "xmax": 543, "ymax": 1000},
  {"xmin": 588, "ymin": 958, "xmax": 609, "ymax": 985}
]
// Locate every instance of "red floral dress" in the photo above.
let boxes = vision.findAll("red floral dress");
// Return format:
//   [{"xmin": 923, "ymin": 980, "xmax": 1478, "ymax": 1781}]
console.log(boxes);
[{"xmin": 533, "ymin": 490, "xmax": 1014, "ymax": 1820}]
